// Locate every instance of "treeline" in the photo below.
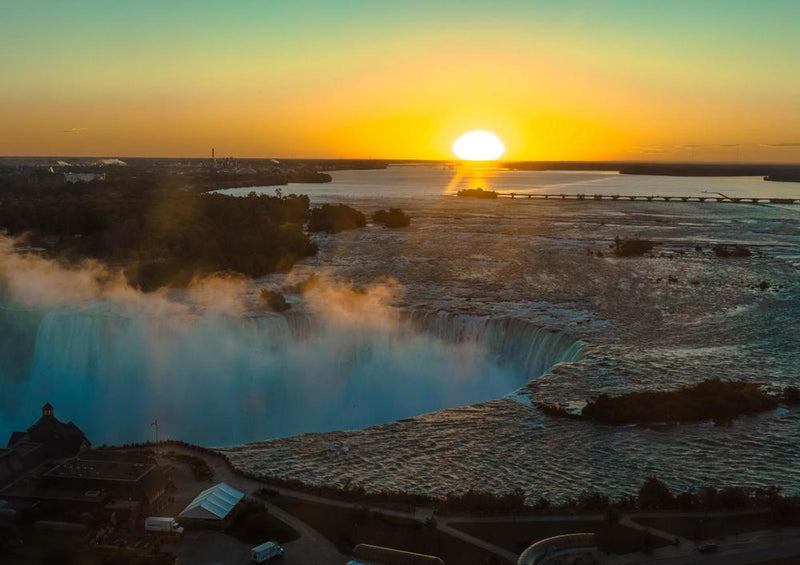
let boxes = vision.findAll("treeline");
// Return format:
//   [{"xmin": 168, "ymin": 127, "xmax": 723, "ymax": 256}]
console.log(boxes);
[
  {"xmin": 568, "ymin": 477, "xmax": 790, "ymax": 514},
  {"xmin": 309, "ymin": 204, "xmax": 366, "ymax": 233},
  {"xmin": 612, "ymin": 237, "xmax": 656, "ymax": 257},
  {"xmin": 162, "ymin": 451, "xmax": 214, "ymax": 481},
  {"xmin": 127, "ymin": 192, "xmax": 316, "ymax": 290},
  {"xmin": 308, "ymin": 204, "xmax": 412, "ymax": 232},
  {"xmin": 372, "ymin": 208, "xmax": 411, "ymax": 228},
  {"xmin": 456, "ymin": 187, "xmax": 498, "ymax": 198},
  {"xmin": 0, "ymin": 175, "xmax": 317, "ymax": 290},
  {"xmin": 1, "ymin": 173, "xmax": 413, "ymax": 289}
]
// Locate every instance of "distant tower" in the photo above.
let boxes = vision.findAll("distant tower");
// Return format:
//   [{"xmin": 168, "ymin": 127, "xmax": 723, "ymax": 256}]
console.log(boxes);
[
  {"xmin": 42, "ymin": 402, "xmax": 54, "ymax": 418},
  {"xmin": 212, "ymin": 147, "xmax": 216, "ymax": 166}
]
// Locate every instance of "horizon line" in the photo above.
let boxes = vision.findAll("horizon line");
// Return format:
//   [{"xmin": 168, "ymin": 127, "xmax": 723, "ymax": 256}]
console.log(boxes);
[{"xmin": 3, "ymin": 155, "xmax": 800, "ymax": 167}]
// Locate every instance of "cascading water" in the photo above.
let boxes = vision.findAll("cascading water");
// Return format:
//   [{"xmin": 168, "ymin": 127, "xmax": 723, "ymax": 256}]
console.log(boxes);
[
  {"xmin": 409, "ymin": 310, "xmax": 583, "ymax": 379},
  {"xmin": 0, "ymin": 303, "xmax": 581, "ymax": 447}
]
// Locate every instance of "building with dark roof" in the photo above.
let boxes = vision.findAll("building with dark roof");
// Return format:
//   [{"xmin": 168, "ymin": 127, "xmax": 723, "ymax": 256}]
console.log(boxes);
[
  {"xmin": 0, "ymin": 404, "xmax": 170, "ymax": 531},
  {"xmin": 1, "ymin": 403, "xmax": 90, "ymax": 488},
  {"xmin": 40, "ymin": 453, "xmax": 167, "ymax": 510},
  {"xmin": 6, "ymin": 402, "xmax": 90, "ymax": 461}
]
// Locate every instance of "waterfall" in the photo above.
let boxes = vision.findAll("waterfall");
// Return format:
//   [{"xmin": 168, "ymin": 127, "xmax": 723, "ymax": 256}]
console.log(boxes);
[
  {"xmin": 0, "ymin": 304, "xmax": 581, "ymax": 446},
  {"xmin": 408, "ymin": 310, "xmax": 582, "ymax": 379}
]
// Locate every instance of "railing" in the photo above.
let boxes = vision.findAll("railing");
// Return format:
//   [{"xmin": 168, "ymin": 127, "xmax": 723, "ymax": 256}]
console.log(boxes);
[{"xmin": 517, "ymin": 533, "xmax": 597, "ymax": 565}]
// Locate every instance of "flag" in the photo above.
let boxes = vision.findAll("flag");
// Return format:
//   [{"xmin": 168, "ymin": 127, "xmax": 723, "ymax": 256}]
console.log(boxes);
[{"xmin": 151, "ymin": 419, "xmax": 158, "ymax": 427}]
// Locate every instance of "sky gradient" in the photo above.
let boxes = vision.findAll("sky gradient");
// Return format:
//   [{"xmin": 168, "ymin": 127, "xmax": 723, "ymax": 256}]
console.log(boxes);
[{"xmin": 2, "ymin": 1, "xmax": 800, "ymax": 161}]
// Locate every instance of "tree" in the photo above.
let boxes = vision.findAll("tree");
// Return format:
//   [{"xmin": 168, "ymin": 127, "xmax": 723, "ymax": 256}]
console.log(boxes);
[
  {"xmin": 372, "ymin": 208, "xmax": 411, "ymax": 228},
  {"xmin": 638, "ymin": 476, "xmax": 673, "ymax": 509},
  {"xmin": 784, "ymin": 386, "xmax": 800, "ymax": 403},
  {"xmin": 308, "ymin": 204, "xmax": 366, "ymax": 233},
  {"xmin": 613, "ymin": 236, "xmax": 656, "ymax": 257},
  {"xmin": 533, "ymin": 496, "xmax": 551, "ymax": 510},
  {"xmin": 604, "ymin": 507, "xmax": 621, "ymax": 525},
  {"xmin": 577, "ymin": 490, "xmax": 611, "ymax": 511},
  {"xmin": 259, "ymin": 289, "xmax": 290, "ymax": 312}
]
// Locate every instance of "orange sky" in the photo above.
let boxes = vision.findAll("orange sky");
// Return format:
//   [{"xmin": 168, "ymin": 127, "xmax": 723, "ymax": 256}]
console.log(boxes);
[{"xmin": 2, "ymin": 2, "xmax": 800, "ymax": 161}]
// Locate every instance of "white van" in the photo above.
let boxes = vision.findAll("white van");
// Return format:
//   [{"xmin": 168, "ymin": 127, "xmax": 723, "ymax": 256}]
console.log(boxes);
[
  {"xmin": 144, "ymin": 516, "xmax": 184, "ymax": 534},
  {"xmin": 251, "ymin": 541, "xmax": 284, "ymax": 562}
]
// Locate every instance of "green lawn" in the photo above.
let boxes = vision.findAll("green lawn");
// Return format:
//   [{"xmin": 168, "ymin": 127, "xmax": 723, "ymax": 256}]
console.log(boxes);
[
  {"xmin": 632, "ymin": 512, "xmax": 778, "ymax": 541},
  {"xmin": 450, "ymin": 519, "xmax": 670, "ymax": 555},
  {"xmin": 269, "ymin": 495, "xmax": 510, "ymax": 564}
]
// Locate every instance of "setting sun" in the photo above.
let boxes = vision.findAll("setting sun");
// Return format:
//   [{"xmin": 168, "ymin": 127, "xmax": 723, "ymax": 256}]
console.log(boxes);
[{"xmin": 452, "ymin": 130, "xmax": 506, "ymax": 161}]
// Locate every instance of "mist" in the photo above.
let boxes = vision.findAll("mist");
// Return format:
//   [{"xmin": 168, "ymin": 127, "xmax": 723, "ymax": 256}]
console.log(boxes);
[{"xmin": 0, "ymin": 236, "xmax": 579, "ymax": 446}]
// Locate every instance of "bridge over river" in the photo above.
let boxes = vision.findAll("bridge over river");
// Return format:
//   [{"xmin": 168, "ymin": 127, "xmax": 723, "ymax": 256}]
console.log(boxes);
[{"xmin": 492, "ymin": 192, "xmax": 799, "ymax": 204}]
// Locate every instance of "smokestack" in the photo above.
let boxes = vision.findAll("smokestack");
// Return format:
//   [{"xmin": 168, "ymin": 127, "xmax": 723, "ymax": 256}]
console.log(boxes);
[{"xmin": 212, "ymin": 147, "xmax": 216, "ymax": 165}]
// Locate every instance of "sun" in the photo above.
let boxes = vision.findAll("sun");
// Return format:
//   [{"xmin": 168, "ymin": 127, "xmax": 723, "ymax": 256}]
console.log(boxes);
[{"xmin": 452, "ymin": 130, "xmax": 506, "ymax": 161}]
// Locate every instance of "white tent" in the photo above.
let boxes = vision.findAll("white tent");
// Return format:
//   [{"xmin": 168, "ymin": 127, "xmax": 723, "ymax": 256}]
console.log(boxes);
[{"xmin": 178, "ymin": 482, "xmax": 244, "ymax": 521}]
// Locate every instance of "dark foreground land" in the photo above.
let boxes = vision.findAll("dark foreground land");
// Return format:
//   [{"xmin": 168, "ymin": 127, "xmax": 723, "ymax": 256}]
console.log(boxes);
[
  {"xmin": 451, "ymin": 519, "xmax": 668, "ymax": 555},
  {"xmin": 0, "ymin": 161, "xmax": 396, "ymax": 290},
  {"xmin": 504, "ymin": 160, "xmax": 800, "ymax": 178},
  {"xmin": 264, "ymin": 494, "xmax": 507, "ymax": 564},
  {"xmin": 8, "ymin": 439, "xmax": 800, "ymax": 565},
  {"xmin": 633, "ymin": 511, "xmax": 781, "ymax": 542}
]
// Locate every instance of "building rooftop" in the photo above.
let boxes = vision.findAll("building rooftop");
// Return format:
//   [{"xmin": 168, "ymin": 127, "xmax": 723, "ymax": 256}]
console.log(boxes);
[
  {"xmin": 3, "ymin": 441, "xmax": 43, "ymax": 459},
  {"xmin": 44, "ymin": 459, "xmax": 154, "ymax": 483},
  {"xmin": 6, "ymin": 402, "xmax": 90, "ymax": 459},
  {"xmin": 179, "ymin": 482, "xmax": 243, "ymax": 520},
  {"xmin": 2, "ymin": 484, "xmax": 110, "ymax": 504}
]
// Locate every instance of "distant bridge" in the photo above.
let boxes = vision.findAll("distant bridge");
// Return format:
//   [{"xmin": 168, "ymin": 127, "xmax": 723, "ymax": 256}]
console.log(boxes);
[{"xmin": 493, "ymin": 193, "xmax": 799, "ymax": 204}]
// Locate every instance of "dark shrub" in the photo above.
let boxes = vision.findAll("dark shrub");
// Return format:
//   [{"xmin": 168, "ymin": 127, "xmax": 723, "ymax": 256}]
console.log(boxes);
[
  {"xmin": 638, "ymin": 477, "xmax": 674, "ymax": 509},
  {"xmin": 605, "ymin": 507, "xmax": 621, "ymax": 525},
  {"xmin": 577, "ymin": 490, "xmax": 611, "ymax": 511},
  {"xmin": 456, "ymin": 187, "xmax": 498, "ymax": 198},
  {"xmin": 372, "ymin": 208, "xmax": 411, "ymax": 228},
  {"xmin": 713, "ymin": 244, "xmax": 751, "ymax": 257},
  {"xmin": 613, "ymin": 236, "xmax": 656, "ymax": 256},
  {"xmin": 783, "ymin": 386, "xmax": 800, "ymax": 403},
  {"xmin": 309, "ymin": 204, "xmax": 366, "ymax": 233},
  {"xmin": 259, "ymin": 289, "xmax": 290, "ymax": 312},
  {"xmin": 717, "ymin": 486, "xmax": 752, "ymax": 509}
]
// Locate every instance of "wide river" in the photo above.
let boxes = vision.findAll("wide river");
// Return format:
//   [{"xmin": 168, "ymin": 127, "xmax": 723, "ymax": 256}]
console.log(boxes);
[
  {"xmin": 217, "ymin": 164, "xmax": 800, "ymax": 201},
  {"xmin": 3, "ymin": 166, "xmax": 799, "ymax": 502}
]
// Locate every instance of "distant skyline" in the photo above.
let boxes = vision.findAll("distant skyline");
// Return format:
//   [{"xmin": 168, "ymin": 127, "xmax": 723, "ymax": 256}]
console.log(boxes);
[{"xmin": 3, "ymin": 1, "xmax": 800, "ymax": 161}]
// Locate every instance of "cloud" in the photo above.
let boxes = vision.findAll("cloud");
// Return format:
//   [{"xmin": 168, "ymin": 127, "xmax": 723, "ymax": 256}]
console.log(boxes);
[{"xmin": 57, "ymin": 127, "xmax": 89, "ymax": 134}]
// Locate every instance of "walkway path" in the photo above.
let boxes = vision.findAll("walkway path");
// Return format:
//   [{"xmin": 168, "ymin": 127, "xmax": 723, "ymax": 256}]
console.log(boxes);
[
  {"xmin": 155, "ymin": 445, "xmax": 345, "ymax": 565},
  {"xmin": 157, "ymin": 445, "xmax": 519, "ymax": 563}
]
